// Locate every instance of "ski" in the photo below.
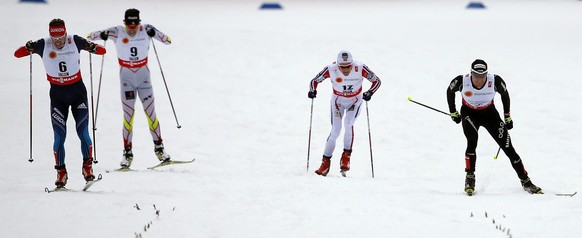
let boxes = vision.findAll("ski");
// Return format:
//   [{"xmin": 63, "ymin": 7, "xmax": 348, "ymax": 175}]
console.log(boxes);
[
  {"xmin": 82, "ymin": 174, "xmax": 103, "ymax": 191},
  {"xmin": 45, "ymin": 174, "xmax": 102, "ymax": 193},
  {"xmin": 147, "ymin": 158, "xmax": 195, "ymax": 170},
  {"xmin": 555, "ymin": 192, "xmax": 577, "ymax": 197},
  {"xmin": 105, "ymin": 167, "xmax": 138, "ymax": 173},
  {"xmin": 340, "ymin": 170, "xmax": 347, "ymax": 177},
  {"xmin": 45, "ymin": 187, "xmax": 72, "ymax": 193}
]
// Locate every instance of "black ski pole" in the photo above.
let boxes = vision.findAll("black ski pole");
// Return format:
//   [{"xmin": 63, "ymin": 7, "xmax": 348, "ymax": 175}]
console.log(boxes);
[
  {"xmin": 89, "ymin": 54, "xmax": 98, "ymax": 163},
  {"xmin": 151, "ymin": 39, "xmax": 181, "ymax": 129},
  {"xmin": 29, "ymin": 55, "xmax": 34, "ymax": 163},
  {"xmin": 407, "ymin": 97, "xmax": 450, "ymax": 116},
  {"xmin": 94, "ymin": 41, "xmax": 106, "ymax": 130},
  {"xmin": 493, "ymin": 147, "xmax": 501, "ymax": 160},
  {"xmin": 306, "ymin": 98, "xmax": 314, "ymax": 172},
  {"xmin": 365, "ymin": 101, "xmax": 375, "ymax": 178}
]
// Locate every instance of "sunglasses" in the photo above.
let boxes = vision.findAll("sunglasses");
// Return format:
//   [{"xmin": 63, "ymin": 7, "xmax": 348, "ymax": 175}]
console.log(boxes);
[
  {"xmin": 125, "ymin": 24, "xmax": 139, "ymax": 29},
  {"xmin": 51, "ymin": 35, "xmax": 66, "ymax": 42},
  {"xmin": 471, "ymin": 70, "xmax": 487, "ymax": 76},
  {"xmin": 339, "ymin": 64, "xmax": 352, "ymax": 69}
]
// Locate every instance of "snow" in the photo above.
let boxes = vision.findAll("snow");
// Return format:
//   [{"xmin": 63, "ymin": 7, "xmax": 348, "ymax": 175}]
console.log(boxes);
[{"xmin": 1, "ymin": 0, "xmax": 581, "ymax": 237}]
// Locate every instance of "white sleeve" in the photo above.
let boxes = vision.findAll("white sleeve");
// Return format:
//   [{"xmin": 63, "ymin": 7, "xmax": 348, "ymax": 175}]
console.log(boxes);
[{"xmin": 144, "ymin": 24, "xmax": 172, "ymax": 45}]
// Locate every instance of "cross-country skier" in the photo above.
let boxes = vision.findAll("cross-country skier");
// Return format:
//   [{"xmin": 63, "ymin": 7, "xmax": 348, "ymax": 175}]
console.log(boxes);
[
  {"xmin": 446, "ymin": 59, "xmax": 542, "ymax": 195},
  {"xmin": 308, "ymin": 50, "xmax": 381, "ymax": 176},
  {"xmin": 14, "ymin": 19, "xmax": 106, "ymax": 188},
  {"xmin": 87, "ymin": 8, "xmax": 172, "ymax": 169}
]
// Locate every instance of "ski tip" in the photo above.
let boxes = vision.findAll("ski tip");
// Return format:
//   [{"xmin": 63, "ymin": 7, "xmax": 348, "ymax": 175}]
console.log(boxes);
[{"xmin": 407, "ymin": 96, "xmax": 412, "ymax": 101}]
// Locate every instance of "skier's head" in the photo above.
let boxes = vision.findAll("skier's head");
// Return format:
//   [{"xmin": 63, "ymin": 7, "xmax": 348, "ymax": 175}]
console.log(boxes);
[
  {"xmin": 49, "ymin": 19, "xmax": 66, "ymax": 49},
  {"xmin": 337, "ymin": 50, "xmax": 353, "ymax": 68},
  {"xmin": 471, "ymin": 59, "xmax": 488, "ymax": 76},
  {"xmin": 124, "ymin": 8, "xmax": 141, "ymax": 28}
]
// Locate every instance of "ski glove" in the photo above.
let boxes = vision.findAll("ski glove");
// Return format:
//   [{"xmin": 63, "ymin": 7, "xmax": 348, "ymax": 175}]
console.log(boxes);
[
  {"xmin": 504, "ymin": 114, "xmax": 513, "ymax": 130},
  {"xmin": 147, "ymin": 28, "xmax": 156, "ymax": 37},
  {"xmin": 100, "ymin": 31, "xmax": 109, "ymax": 41},
  {"xmin": 450, "ymin": 111, "xmax": 462, "ymax": 124},
  {"xmin": 87, "ymin": 42, "xmax": 97, "ymax": 53},
  {"xmin": 25, "ymin": 40, "xmax": 35, "ymax": 52},
  {"xmin": 308, "ymin": 90, "xmax": 317, "ymax": 99},
  {"xmin": 362, "ymin": 90, "xmax": 373, "ymax": 101}
]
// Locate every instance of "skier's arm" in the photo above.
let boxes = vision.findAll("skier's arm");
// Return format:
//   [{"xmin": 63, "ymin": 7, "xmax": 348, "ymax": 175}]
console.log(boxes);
[
  {"xmin": 14, "ymin": 39, "xmax": 45, "ymax": 58},
  {"xmin": 362, "ymin": 64, "xmax": 381, "ymax": 94},
  {"xmin": 145, "ymin": 24, "xmax": 171, "ymax": 45},
  {"xmin": 446, "ymin": 75, "xmax": 463, "ymax": 113},
  {"xmin": 87, "ymin": 27, "xmax": 118, "ymax": 42},
  {"xmin": 310, "ymin": 66, "xmax": 330, "ymax": 92},
  {"xmin": 494, "ymin": 75, "xmax": 511, "ymax": 114},
  {"xmin": 73, "ymin": 35, "xmax": 106, "ymax": 55}
]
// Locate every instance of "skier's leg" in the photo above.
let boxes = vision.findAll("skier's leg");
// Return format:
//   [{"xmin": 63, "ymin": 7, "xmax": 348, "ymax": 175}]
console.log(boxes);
[{"xmin": 323, "ymin": 96, "xmax": 343, "ymax": 158}]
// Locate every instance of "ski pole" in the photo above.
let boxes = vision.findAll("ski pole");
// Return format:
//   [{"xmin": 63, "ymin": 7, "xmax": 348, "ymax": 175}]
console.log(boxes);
[
  {"xmin": 306, "ymin": 98, "xmax": 314, "ymax": 172},
  {"xmin": 29, "ymin": 55, "xmax": 34, "ymax": 163},
  {"xmin": 94, "ymin": 41, "xmax": 106, "ymax": 130},
  {"xmin": 151, "ymin": 39, "xmax": 181, "ymax": 129},
  {"xmin": 365, "ymin": 101, "xmax": 375, "ymax": 178},
  {"xmin": 89, "ymin": 54, "xmax": 98, "ymax": 164},
  {"xmin": 493, "ymin": 147, "xmax": 501, "ymax": 160},
  {"xmin": 407, "ymin": 97, "xmax": 450, "ymax": 116}
]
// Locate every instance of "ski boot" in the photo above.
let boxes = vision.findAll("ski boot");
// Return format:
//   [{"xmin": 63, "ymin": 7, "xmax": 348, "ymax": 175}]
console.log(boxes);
[
  {"xmin": 340, "ymin": 149, "xmax": 351, "ymax": 172},
  {"xmin": 154, "ymin": 140, "xmax": 171, "ymax": 162},
  {"xmin": 521, "ymin": 177, "xmax": 543, "ymax": 194},
  {"xmin": 465, "ymin": 172, "xmax": 475, "ymax": 196},
  {"xmin": 82, "ymin": 158, "xmax": 95, "ymax": 181},
  {"xmin": 120, "ymin": 147, "xmax": 133, "ymax": 169},
  {"xmin": 315, "ymin": 156, "xmax": 331, "ymax": 176},
  {"xmin": 55, "ymin": 165, "xmax": 68, "ymax": 188}
]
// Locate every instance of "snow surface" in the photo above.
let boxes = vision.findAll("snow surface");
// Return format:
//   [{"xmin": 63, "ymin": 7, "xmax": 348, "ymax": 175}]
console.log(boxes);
[{"xmin": 1, "ymin": 0, "xmax": 581, "ymax": 237}]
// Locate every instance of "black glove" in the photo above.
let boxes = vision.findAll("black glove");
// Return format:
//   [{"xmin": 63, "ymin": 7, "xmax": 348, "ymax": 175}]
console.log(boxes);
[
  {"xmin": 362, "ymin": 90, "xmax": 373, "ymax": 101},
  {"xmin": 147, "ymin": 28, "xmax": 156, "ymax": 37},
  {"xmin": 450, "ymin": 111, "xmax": 462, "ymax": 124},
  {"xmin": 504, "ymin": 114, "xmax": 513, "ymax": 130},
  {"xmin": 100, "ymin": 31, "xmax": 109, "ymax": 41},
  {"xmin": 87, "ymin": 42, "xmax": 97, "ymax": 53},
  {"xmin": 25, "ymin": 40, "xmax": 36, "ymax": 52},
  {"xmin": 308, "ymin": 90, "xmax": 317, "ymax": 99}
]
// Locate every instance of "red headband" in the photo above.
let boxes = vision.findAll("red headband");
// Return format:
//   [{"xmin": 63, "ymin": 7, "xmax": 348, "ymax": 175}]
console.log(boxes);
[{"xmin": 49, "ymin": 25, "xmax": 67, "ymax": 37}]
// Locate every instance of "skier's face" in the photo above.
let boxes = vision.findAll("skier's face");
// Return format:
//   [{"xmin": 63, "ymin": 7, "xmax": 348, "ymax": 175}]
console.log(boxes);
[
  {"xmin": 51, "ymin": 34, "xmax": 66, "ymax": 49},
  {"xmin": 338, "ymin": 63, "xmax": 352, "ymax": 75},
  {"xmin": 125, "ymin": 24, "xmax": 139, "ymax": 36}
]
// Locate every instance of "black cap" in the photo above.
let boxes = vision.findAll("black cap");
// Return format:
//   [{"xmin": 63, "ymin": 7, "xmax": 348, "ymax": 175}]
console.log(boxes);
[
  {"xmin": 471, "ymin": 59, "xmax": 488, "ymax": 75},
  {"xmin": 124, "ymin": 8, "xmax": 141, "ymax": 25}
]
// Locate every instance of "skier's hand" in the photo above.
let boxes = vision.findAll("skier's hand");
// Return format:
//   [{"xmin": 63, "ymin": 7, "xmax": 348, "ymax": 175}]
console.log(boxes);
[
  {"xmin": 86, "ymin": 42, "xmax": 97, "ymax": 53},
  {"xmin": 504, "ymin": 114, "xmax": 513, "ymax": 130},
  {"xmin": 25, "ymin": 40, "xmax": 35, "ymax": 52},
  {"xmin": 144, "ymin": 25, "xmax": 157, "ymax": 37},
  {"xmin": 308, "ymin": 90, "xmax": 317, "ymax": 99},
  {"xmin": 450, "ymin": 111, "xmax": 462, "ymax": 124},
  {"xmin": 100, "ymin": 31, "xmax": 109, "ymax": 41},
  {"xmin": 362, "ymin": 90, "xmax": 373, "ymax": 101}
]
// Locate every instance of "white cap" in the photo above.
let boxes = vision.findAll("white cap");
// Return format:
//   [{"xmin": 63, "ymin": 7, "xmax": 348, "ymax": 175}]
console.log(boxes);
[{"xmin": 337, "ymin": 50, "xmax": 353, "ymax": 66}]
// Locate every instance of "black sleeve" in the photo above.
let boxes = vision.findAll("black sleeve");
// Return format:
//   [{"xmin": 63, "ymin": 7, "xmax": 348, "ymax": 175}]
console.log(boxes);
[
  {"xmin": 35, "ymin": 39, "xmax": 46, "ymax": 58},
  {"xmin": 73, "ymin": 35, "xmax": 89, "ymax": 53},
  {"xmin": 494, "ymin": 75, "xmax": 510, "ymax": 114},
  {"xmin": 446, "ymin": 75, "xmax": 463, "ymax": 113}
]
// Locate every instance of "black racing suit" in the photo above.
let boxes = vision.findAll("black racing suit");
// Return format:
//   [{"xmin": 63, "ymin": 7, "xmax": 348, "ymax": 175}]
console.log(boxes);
[{"xmin": 446, "ymin": 74, "xmax": 528, "ymax": 179}]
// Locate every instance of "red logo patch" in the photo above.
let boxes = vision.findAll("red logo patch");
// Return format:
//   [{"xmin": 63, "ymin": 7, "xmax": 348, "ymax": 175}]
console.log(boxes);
[
  {"xmin": 49, "ymin": 51, "xmax": 57, "ymax": 59},
  {"xmin": 488, "ymin": 81, "xmax": 492, "ymax": 88},
  {"xmin": 122, "ymin": 38, "xmax": 129, "ymax": 44},
  {"xmin": 464, "ymin": 91, "xmax": 473, "ymax": 97},
  {"xmin": 336, "ymin": 77, "xmax": 343, "ymax": 83}
]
